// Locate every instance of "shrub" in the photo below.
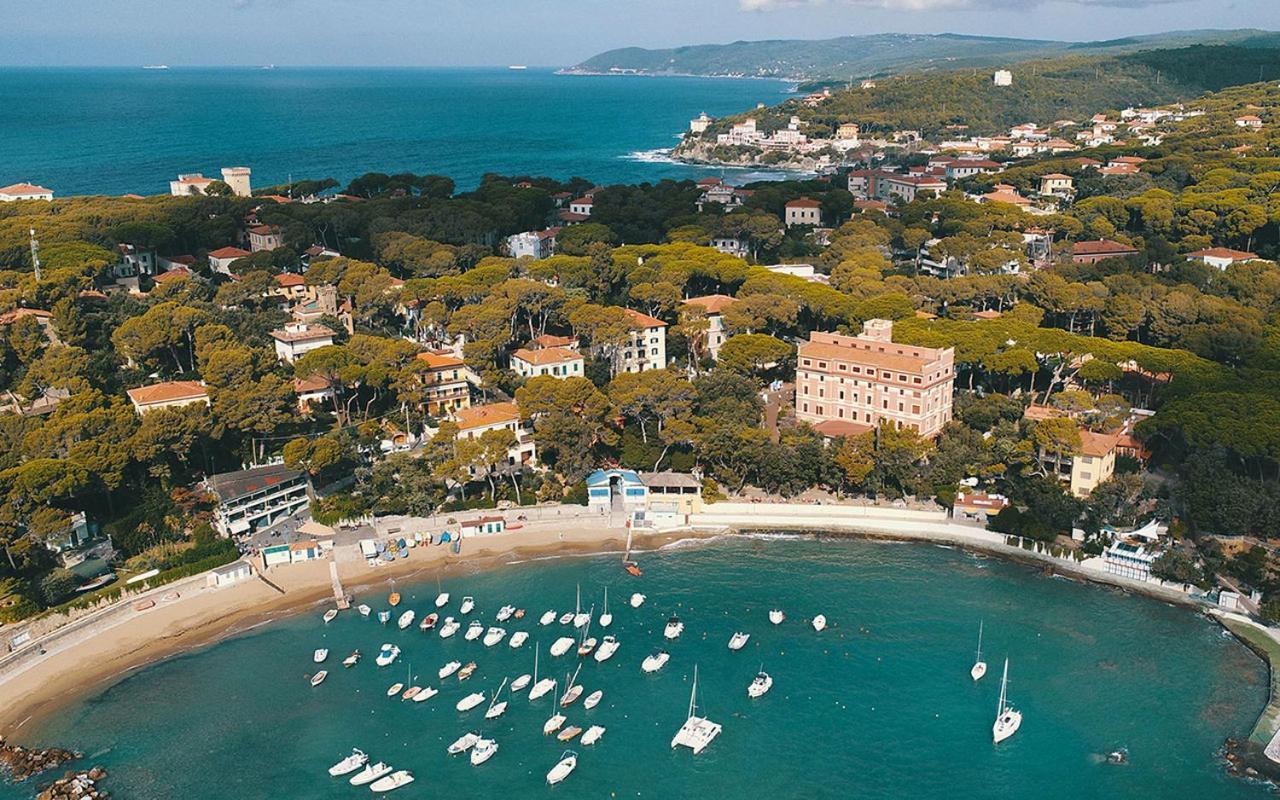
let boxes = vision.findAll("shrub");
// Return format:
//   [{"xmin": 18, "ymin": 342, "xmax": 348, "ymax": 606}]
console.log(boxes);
[{"xmin": 39, "ymin": 569, "xmax": 78, "ymax": 606}]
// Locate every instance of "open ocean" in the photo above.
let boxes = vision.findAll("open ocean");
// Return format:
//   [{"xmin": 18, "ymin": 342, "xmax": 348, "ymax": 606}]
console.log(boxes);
[
  {"xmin": 4, "ymin": 537, "xmax": 1271, "ymax": 799},
  {"xmin": 0, "ymin": 67, "xmax": 794, "ymax": 196}
]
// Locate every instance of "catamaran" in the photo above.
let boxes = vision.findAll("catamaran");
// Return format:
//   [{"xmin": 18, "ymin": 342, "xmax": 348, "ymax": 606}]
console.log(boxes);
[
  {"xmin": 812, "ymin": 614, "xmax": 827, "ymax": 632},
  {"xmin": 460, "ymin": 596, "xmax": 476, "ymax": 615},
  {"xmin": 642, "ymin": 649, "xmax": 670, "ymax": 673},
  {"xmin": 728, "ymin": 632, "xmax": 750, "ymax": 651},
  {"xmin": 583, "ymin": 689, "xmax": 603, "ymax": 710},
  {"xmin": 971, "ymin": 621, "xmax": 988, "ymax": 682},
  {"xmin": 464, "ymin": 620, "xmax": 485, "ymax": 641},
  {"xmin": 397, "ymin": 610, "xmax": 415, "ymax": 630},
  {"xmin": 323, "ymin": 608, "xmax": 338, "ymax": 624},
  {"xmin": 630, "ymin": 592, "xmax": 646, "ymax": 608},
  {"xmin": 456, "ymin": 691, "xmax": 486, "ymax": 712},
  {"xmin": 485, "ymin": 678, "xmax": 509, "ymax": 719},
  {"xmin": 769, "ymin": 609, "xmax": 785, "ymax": 625},
  {"xmin": 348, "ymin": 762, "xmax": 392, "ymax": 786},
  {"xmin": 663, "ymin": 616, "xmax": 684, "ymax": 640},
  {"xmin": 447, "ymin": 731, "xmax": 480, "ymax": 755},
  {"xmin": 496, "ymin": 604, "xmax": 516, "ymax": 622},
  {"xmin": 439, "ymin": 616, "xmax": 460, "ymax": 638},
  {"xmin": 310, "ymin": 670, "xmax": 327, "ymax": 687},
  {"xmin": 439, "ymin": 661, "xmax": 461, "ymax": 679},
  {"xmin": 369, "ymin": 770, "xmax": 414, "ymax": 793},
  {"xmin": 992, "ymin": 658, "xmax": 1022, "ymax": 744},
  {"xmin": 581, "ymin": 725, "xmax": 606, "ymax": 746},
  {"xmin": 375, "ymin": 644, "xmax": 400, "ymax": 667},
  {"xmin": 748, "ymin": 669, "xmax": 772, "ymax": 698},
  {"xmin": 470, "ymin": 738, "xmax": 498, "ymax": 766},
  {"xmin": 327, "ymin": 748, "xmax": 367, "ymax": 776},
  {"xmin": 546, "ymin": 750, "xmax": 577, "ymax": 785},
  {"xmin": 550, "ymin": 636, "xmax": 576, "ymax": 657},
  {"xmin": 671, "ymin": 665, "xmax": 721, "ymax": 754},
  {"xmin": 509, "ymin": 631, "xmax": 529, "ymax": 649},
  {"xmin": 483, "ymin": 626, "xmax": 507, "ymax": 647},
  {"xmin": 313, "ymin": 648, "xmax": 329, "ymax": 663},
  {"xmin": 594, "ymin": 634, "xmax": 620, "ymax": 663},
  {"xmin": 599, "ymin": 587, "xmax": 613, "ymax": 628},
  {"xmin": 540, "ymin": 609, "xmax": 557, "ymax": 626}
]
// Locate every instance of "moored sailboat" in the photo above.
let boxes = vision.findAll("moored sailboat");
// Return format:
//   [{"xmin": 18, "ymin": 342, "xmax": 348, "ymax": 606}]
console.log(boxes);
[
  {"xmin": 599, "ymin": 587, "xmax": 613, "ymax": 628},
  {"xmin": 971, "ymin": 621, "xmax": 988, "ymax": 682},
  {"xmin": 671, "ymin": 665, "xmax": 721, "ymax": 754},
  {"xmin": 992, "ymin": 658, "xmax": 1022, "ymax": 744}
]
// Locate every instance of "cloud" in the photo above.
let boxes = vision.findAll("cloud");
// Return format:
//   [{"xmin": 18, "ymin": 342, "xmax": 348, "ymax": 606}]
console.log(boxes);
[{"xmin": 740, "ymin": 0, "xmax": 1187, "ymax": 9}]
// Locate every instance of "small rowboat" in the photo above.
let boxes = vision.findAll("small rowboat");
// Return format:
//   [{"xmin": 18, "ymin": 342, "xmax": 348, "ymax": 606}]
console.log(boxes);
[
  {"xmin": 402, "ymin": 686, "xmax": 421, "ymax": 700},
  {"xmin": 583, "ymin": 689, "xmax": 603, "ymax": 710},
  {"xmin": 624, "ymin": 562, "xmax": 642, "ymax": 577},
  {"xmin": 458, "ymin": 662, "xmax": 477, "ymax": 681},
  {"xmin": 386, "ymin": 682, "xmax": 404, "ymax": 698},
  {"xmin": 323, "ymin": 609, "xmax": 338, "ymax": 624},
  {"xmin": 310, "ymin": 670, "xmax": 327, "ymax": 687},
  {"xmin": 419, "ymin": 612, "xmax": 438, "ymax": 632},
  {"xmin": 557, "ymin": 725, "xmax": 583, "ymax": 742},
  {"xmin": 389, "ymin": 591, "xmax": 401, "ymax": 607}
]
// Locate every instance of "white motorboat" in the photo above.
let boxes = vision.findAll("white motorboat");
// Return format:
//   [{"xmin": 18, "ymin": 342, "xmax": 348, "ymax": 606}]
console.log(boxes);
[
  {"xmin": 313, "ymin": 648, "xmax": 329, "ymax": 664},
  {"xmin": 550, "ymin": 636, "xmax": 576, "ymax": 657},
  {"xmin": 769, "ymin": 609, "xmax": 785, "ymax": 625},
  {"xmin": 543, "ymin": 713, "xmax": 567, "ymax": 735},
  {"xmin": 511, "ymin": 673, "xmax": 532, "ymax": 692},
  {"xmin": 581, "ymin": 725, "xmax": 606, "ymax": 746},
  {"xmin": 546, "ymin": 750, "xmax": 577, "ymax": 785},
  {"xmin": 663, "ymin": 616, "xmax": 684, "ymax": 640},
  {"xmin": 460, "ymin": 596, "xmax": 475, "ymax": 615},
  {"xmin": 323, "ymin": 609, "xmax": 338, "ymax": 624},
  {"xmin": 435, "ymin": 592, "xmax": 450, "ymax": 609},
  {"xmin": 349, "ymin": 762, "xmax": 391, "ymax": 786},
  {"xmin": 357, "ymin": 604, "xmax": 371, "ymax": 617},
  {"xmin": 971, "ymin": 621, "xmax": 988, "ymax": 682},
  {"xmin": 508, "ymin": 631, "xmax": 529, "ymax": 649},
  {"xmin": 540, "ymin": 610, "xmax": 557, "ymax": 626},
  {"xmin": 573, "ymin": 610, "xmax": 591, "ymax": 628},
  {"xmin": 456, "ymin": 691, "xmax": 486, "ymax": 712},
  {"xmin": 583, "ymin": 689, "xmax": 603, "ymax": 710},
  {"xmin": 375, "ymin": 644, "xmax": 400, "ymax": 667},
  {"xmin": 412, "ymin": 686, "xmax": 438, "ymax": 703},
  {"xmin": 377, "ymin": 610, "xmax": 391, "ymax": 625},
  {"xmin": 558, "ymin": 611, "xmax": 574, "ymax": 625},
  {"xmin": 439, "ymin": 616, "xmax": 460, "ymax": 638},
  {"xmin": 483, "ymin": 626, "xmax": 507, "ymax": 647},
  {"xmin": 327, "ymin": 748, "xmax": 368, "ymax": 777},
  {"xmin": 594, "ymin": 635, "xmax": 620, "ymax": 663},
  {"xmin": 342, "ymin": 650, "xmax": 361, "ymax": 668},
  {"xmin": 310, "ymin": 670, "xmax": 327, "ymax": 687},
  {"xmin": 496, "ymin": 604, "xmax": 515, "ymax": 622},
  {"xmin": 812, "ymin": 614, "xmax": 827, "ymax": 632},
  {"xmin": 395, "ymin": 610, "xmax": 414, "ymax": 631},
  {"xmin": 671, "ymin": 665, "xmax": 721, "ymax": 755},
  {"xmin": 439, "ymin": 661, "xmax": 462, "ymax": 679},
  {"xmin": 629, "ymin": 592, "xmax": 646, "ymax": 608},
  {"xmin": 748, "ymin": 670, "xmax": 772, "ymax": 699},
  {"xmin": 599, "ymin": 587, "xmax": 613, "ymax": 628},
  {"xmin": 484, "ymin": 677, "xmax": 509, "ymax": 720},
  {"xmin": 992, "ymin": 658, "xmax": 1023, "ymax": 744},
  {"xmin": 419, "ymin": 612, "xmax": 438, "ymax": 632},
  {"xmin": 728, "ymin": 632, "xmax": 750, "ymax": 651},
  {"xmin": 369, "ymin": 770, "xmax": 414, "ymax": 793},
  {"xmin": 470, "ymin": 738, "xmax": 498, "ymax": 766},
  {"xmin": 642, "ymin": 649, "xmax": 670, "ymax": 673},
  {"xmin": 464, "ymin": 620, "xmax": 484, "ymax": 641},
  {"xmin": 447, "ymin": 731, "xmax": 480, "ymax": 755}
]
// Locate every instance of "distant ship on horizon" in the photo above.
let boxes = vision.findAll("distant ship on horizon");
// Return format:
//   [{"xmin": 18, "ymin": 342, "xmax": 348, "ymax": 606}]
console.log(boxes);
[
  {"xmin": 508, "ymin": 65, "xmax": 528, "ymax": 70},
  {"xmin": 142, "ymin": 65, "xmax": 169, "ymax": 70}
]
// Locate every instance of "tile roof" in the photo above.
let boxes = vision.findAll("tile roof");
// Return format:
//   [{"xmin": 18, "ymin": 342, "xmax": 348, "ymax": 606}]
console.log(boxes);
[
  {"xmin": 683, "ymin": 294, "xmax": 737, "ymax": 314},
  {"xmin": 1079, "ymin": 429, "xmax": 1121, "ymax": 458},
  {"xmin": 512, "ymin": 346, "xmax": 581, "ymax": 366},
  {"xmin": 416, "ymin": 351, "xmax": 465, "ymax": 370},
  {"xmin": 532, "ymin": 334, "xmax": 577, "ymax": 349},
  {"xmin": 811, "ymin": 419, "xmax": 875, "ymax": 438},
  {"xmin": 274, "ymin": 273, "xmax": 306, "ymax": 287},
  {"xmin": 270, "ymin": 324, "xmax": 335, "ymax": 343},
  {"xmin": 0, "ymin": 183, "xmax": 53, "ymax": 196},
  {"xmin": 209, "ymin": 246, "xmax": 251, "ymax": 259},
  {"xmin": 623, "ymin": 307, "xmax": 667, "ymax": 329},
  {"xmin": 454, "ymin": 401, "xmax": 520, "ymax": 430},
  {"xmin": 799, "ymin": 339, "xmax": 937, "ymax": 375},
  {"xmin": 0, "ymin": 308, "xmax": 53, "ymax": 325},
  {"xmin": 293, "ymin": 374, "xmax": 331, "ymax": 393},
  {"xmin": 1072, "ymin": 239, "xmax": 1138, "ymax": 256},
  {"xmin": 126, "ymin": 380, "xmax": 208, "ymax": 406},
  {"xmin": 786, "ymin": 197, "xmax": 821, "ymax": 208}
]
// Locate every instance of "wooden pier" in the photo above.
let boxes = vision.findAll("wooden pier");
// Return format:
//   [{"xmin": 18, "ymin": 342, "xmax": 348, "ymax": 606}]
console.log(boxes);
[{"xmin": 330, "ymin": 562, "xmax": 350, "ymax": 609}]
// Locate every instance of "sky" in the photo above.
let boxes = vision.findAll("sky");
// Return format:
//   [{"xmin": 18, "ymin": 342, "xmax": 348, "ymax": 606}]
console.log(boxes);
[{"xmin": 2, "ymin": 0, "xmax": 1278, "ymax": 67}]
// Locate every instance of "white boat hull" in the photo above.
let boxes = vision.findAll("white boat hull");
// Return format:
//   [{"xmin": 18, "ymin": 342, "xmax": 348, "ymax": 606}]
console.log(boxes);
[
  {"xmin": 993, "ymin": 710, "xmax": 1022, "ymax": 743},
  {"xmin": 971, "ymin": 661, "xmax": 988, "ymax": 681}
]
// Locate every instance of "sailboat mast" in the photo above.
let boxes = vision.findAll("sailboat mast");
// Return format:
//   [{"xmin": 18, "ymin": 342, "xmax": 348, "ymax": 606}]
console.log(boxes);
[
  {"xmin": 533, "ymin": 646, "xmax": 539, "ymax": 683},
  {"xmin": 689, "ymin": 665, "xmax": 699, "ymax": 718},
  {"xmin": 997, "ymin": 658, "xmax": 1009, "ymax": 715},
  {"xmin": 976, "ymin": 621, "xmax": 983, "ymax": 660}
]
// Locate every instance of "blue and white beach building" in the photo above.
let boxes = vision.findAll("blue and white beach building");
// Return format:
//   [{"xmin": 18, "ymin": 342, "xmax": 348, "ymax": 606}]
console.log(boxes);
[{"xmin": 586, "ymin": 469, "xmax": 647, "ymax": 513}]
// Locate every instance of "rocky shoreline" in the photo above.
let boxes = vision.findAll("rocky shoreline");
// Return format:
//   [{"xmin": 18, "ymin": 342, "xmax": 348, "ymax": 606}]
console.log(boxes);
[
  {"xmin": 672, "ymin": 139, "xmax": 821, "ymax": 172},
  {"xmin": 36, "ymin": 768, "xmax": 109, "ymax": 800},
  {"xmin": 0, "ymin": 736, "xmax": 109, "ymax": 798}
]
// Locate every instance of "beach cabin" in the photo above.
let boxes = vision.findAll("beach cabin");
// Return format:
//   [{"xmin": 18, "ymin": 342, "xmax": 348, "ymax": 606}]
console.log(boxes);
[
  {"xmin": 207, "ymin": 560, "xmax": 253, "ymax": 588},
  {"xmin": 640, "ymin": 472, "xmax": 703, "ymax": 524},
  {"xmin": 261, "ymin": 540, "xmax": 323, "ymax": 569},
  {"xmin": 586, "ymin": 469, "xmax": 647, "ymax": 512},
  {"xmin": 460, "ymin": 516, "xmax": 506, "ymax": 536}
]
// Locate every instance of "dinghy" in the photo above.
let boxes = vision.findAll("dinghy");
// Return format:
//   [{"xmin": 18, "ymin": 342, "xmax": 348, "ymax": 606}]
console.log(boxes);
[
  {"xmin": 327, "ymin": 748, "xmax": 367, "ymax": 777},
  {"xmin": 310, "ymin": 670, "xmax": 327, "ymax": 687}
]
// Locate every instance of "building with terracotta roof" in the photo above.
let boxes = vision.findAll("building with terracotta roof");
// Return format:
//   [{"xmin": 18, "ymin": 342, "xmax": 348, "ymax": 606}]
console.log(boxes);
[
  {"xmin": 795, "ymin": 319, "xmax": 955, "ymax": 438},
  {"xmin": 169, "ymin": 173, "xmax": 216, "ymax": 197},
  {"xmin": 1071, "ymin": 239, "xmax": 1139, "ymax": 264},
  {"xmin": 414, "ymin": 351, "xmax": 470, "ymax": 415},
  {"xmin": 506, "ymin": 228, "xmax": 560, "ymax": 260},
  {"xmin": 510, "ymin": 346, "xmax": 584, "ymax": 380},
  {"xmin": 615, "ymin": 308, "xmax": 668, "ymax": 374},
  {"xmin": 683, "ymin": 294, "xmax": 738, "ymax": 360},
  {"xmin": 208, "ymin": 246, "xmax": 251, "ymax": 274},
  {"xmin": 876, "ymin": 174, "xmax": 947, "ymax": 204},
  {"xmin": 784, "ymin": 197, "xmax": 822, "ymax": 227},
  {"xmin": 1187, "ymin": 247, "xmax": 1260, "ymax": 270},
  {"xmin": 531, "ymin": 334, "xmax": 578, "ymax": 349},
  {"xmin": 452, "ymin": 401, "xmax": 536, "ymax": 466},
  {"xmin": 0, "ymin": 183, "xmax": 53, "ymax": 202},
  {"xmin": 979, "ymin": 183, "xmax": 1032, "ymax": 207},
  {"xmin": 568, "ymin": 196, "xmax": 594, "ymax": 217},
  {"xmin": 953, "ymin": 491, "xmax": 1010, "ymax": 524},
  {"xmin": 1038, "ymin": 173, "xmax": 1074, "ymax": 196},
  {"xmin": 270, "ymin": 321, "xmax": 335, "ymax": 363},
  {"xmin": 126, "ymin": 380, "xmax": 210, "ymax": 416},
  {"xmin": 293, "ymin": 374, "xmax": 335, "ymax": 413},
  {"xmin": 248, "ymin": 224, "xmax": 283, "ymax": 252},
  {"xmin": 268, "ymin": 272, "xmax": 311, "ymax": 303},
  {"xmin": 1235, "ymin": 115, "xmax": 1264, "ymax": 130}
]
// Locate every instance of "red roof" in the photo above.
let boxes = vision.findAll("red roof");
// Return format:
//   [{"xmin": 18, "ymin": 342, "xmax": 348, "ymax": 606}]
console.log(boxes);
[
  {"xmin": 152, "ymin": 267, "xmax": 192, "ymax": 283},
  {"xmin": 786, "ymin": 197, "xmax": 821, "ymax": 208},
  {"xmin": 570, "ymin": 196, "xmax": 594, "ymax": 206},
  {"xmin": 274, "ymin": 273, "xmax": 306, "ymax": 287},
  {"xmin": 623, "ymin": 307, "xmax": 667, "ymax": 329},
  {"xmin": 0, "ymin": 183, "xmax": 52, "ymax": 196},
  {"xmin": 811, "ymin": 419, "xmax": 874, "ymax": 439},
  {"xmin": 1072, "ymin": 239, "xmax": 1138, "ymax": 256},
  {"xmin": 209, "ymin": 246, "xmax": 251, "ymax": 259},
  {"xmin": 0, "ymin": 308, "xmax": 53, "ymax": 325},
  {"xmin": 557, "ymin": 210, "xmax": 590, "ymax": 223},
  {"xmin": 248, "ymin": 224, "xmax": 280, "ymax": 236},
  {"xmin": 684, "ymin": 294, "xmax": 737, "ymax": 314},
  {"xmin": 126, "ymin": 380, "xmax": 208, "ymax": 406}
]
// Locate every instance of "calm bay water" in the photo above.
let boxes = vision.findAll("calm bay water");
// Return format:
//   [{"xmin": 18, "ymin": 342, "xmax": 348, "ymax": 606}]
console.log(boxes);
[
  {"xmin": 0, "ymin": 68, "xmax": 792, "ymax": 196},
  {"xmin": 3, "ymin": 537, "xmax": 1269, "ymax": 799}
]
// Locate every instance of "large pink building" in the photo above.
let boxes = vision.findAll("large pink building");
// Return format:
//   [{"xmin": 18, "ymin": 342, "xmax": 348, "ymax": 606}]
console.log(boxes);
[{"xmin": 795, "ymin": 320, "xmax": 955, "ymax": 438}]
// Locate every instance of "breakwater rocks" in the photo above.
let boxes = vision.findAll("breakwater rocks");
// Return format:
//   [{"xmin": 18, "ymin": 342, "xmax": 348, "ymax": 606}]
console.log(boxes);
[
  {"xmin": 0, "ymin": 737, "xmax": 81, "ymax": 781},
  {"xmin": 36, "ymin": 768, "xmax": 109, "ymax": 799}
]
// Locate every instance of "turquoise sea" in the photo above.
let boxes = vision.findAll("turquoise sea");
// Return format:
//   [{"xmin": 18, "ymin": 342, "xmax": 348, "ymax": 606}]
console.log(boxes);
[
  {"xmin": 3, "ymin": 537, "xmax": 1270, "ymax": 799},
  {"xmin": 0, "ymin": 68, "xmax": 792, "ymax": 196}
]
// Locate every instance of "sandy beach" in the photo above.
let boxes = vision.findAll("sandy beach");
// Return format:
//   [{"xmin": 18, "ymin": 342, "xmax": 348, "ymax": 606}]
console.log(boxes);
[{"xmin": 0, "ymin": 523, "xmax": 705, "ymax": 739}]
